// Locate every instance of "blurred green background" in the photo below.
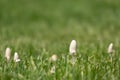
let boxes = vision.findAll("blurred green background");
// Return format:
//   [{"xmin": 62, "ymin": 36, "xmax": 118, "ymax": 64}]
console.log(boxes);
[
  {"xmin": 0, "ymin": 0, "xmax": 120, "ymax": 52},
  {"xmin": 0, "ymin": 0, "xmax": 120, "ymax": 53}
]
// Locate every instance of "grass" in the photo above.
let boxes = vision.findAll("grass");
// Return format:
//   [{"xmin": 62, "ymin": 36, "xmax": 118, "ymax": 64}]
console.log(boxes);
[{"xmin": 0, "ymin": 0, "xmax": 120, "ymax": 80}]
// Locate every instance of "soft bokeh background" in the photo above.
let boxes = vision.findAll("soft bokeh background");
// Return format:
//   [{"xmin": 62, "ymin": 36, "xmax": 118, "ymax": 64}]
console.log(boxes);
[
  {"xmin": 0, "ymin": 0, "xmax": 120, "ymax": 79},
  {"xmin": 0, "ymin": 0, "xmax": 120, "ymax": 48}
]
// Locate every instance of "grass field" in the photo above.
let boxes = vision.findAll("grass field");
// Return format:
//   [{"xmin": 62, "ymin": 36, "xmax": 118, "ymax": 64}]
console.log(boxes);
[{"xmin": 0, "ymin": 0, "xmax": 120, "ymax": 80}]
